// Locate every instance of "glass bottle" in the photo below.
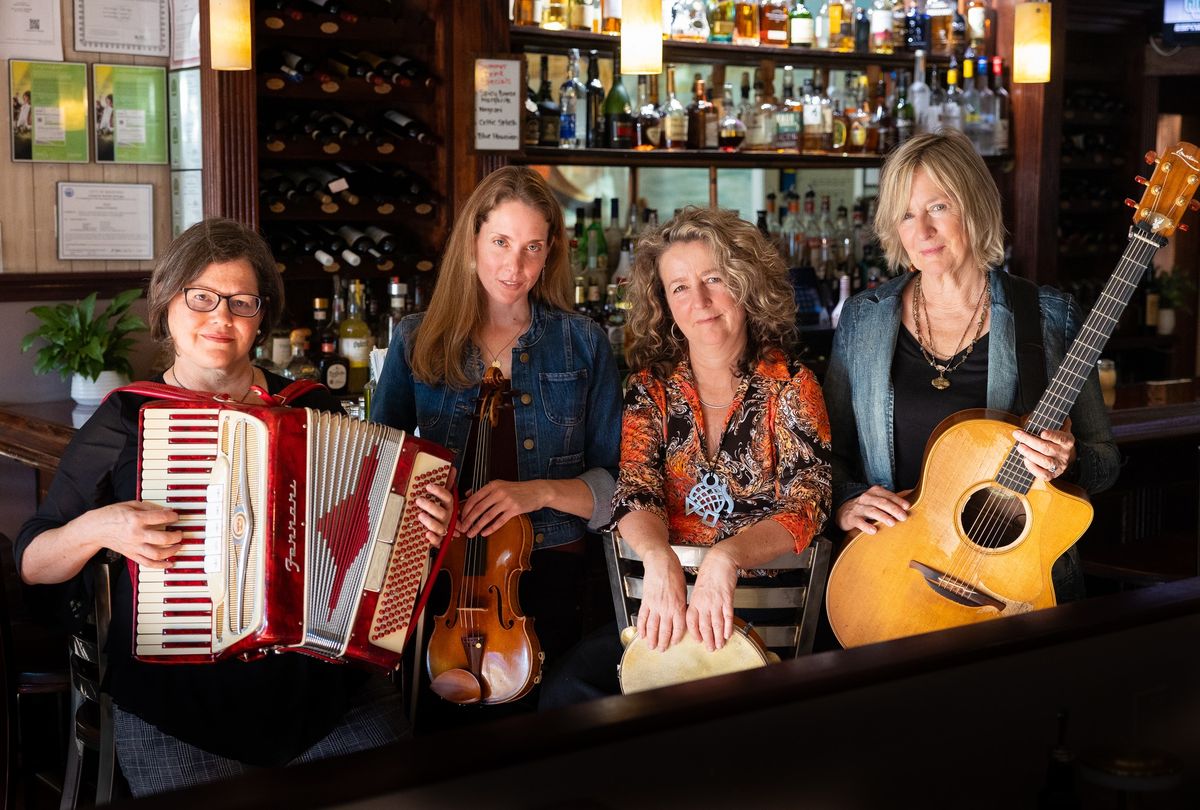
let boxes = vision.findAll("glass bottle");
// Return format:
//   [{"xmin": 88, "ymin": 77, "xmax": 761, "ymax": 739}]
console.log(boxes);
[
  {"xmin": 541, "ymin": 1, "xmax": 569, "ymax": 29},
  {"xmin": 906, "ymin": 0, "xmax": 931, "ymax": 50},
  {"xmin": 893, "ymin": 70, "xmax": 915, "ymax": 146},
  {"xmin": 536, "ymin": 54, "xmax": 561, "ymax": 146},
  {"xmin": 686, "ymin": 74, "xmax": 716, "ymax": 149},
  {"xmin": 611, "ymin": 238, "xmax": 633, "ymax": 285},
  {"xmin": 789, "ymin": 0, "xmax": 814, "ymax": 46},
  {"xmin": 603, "ymin": 50, "xmax": 635, "ymax": 148},
  {"xmin": 961, "ymin": 55, "xmax": 982, "ymax": 151},
  {"xmin": 523, "ymin": 74, "xmax": 541, "ymax": 146},
  {"xmin": 923, "ymin": 64, "xmax": 944, "ymax": 136},
  {"xmin": 910, "ymin": 49, "xmax": 930, "ymax": 134},
  {"xmin": 571, "ymin": 0, "xmax": 599, "ymax": 31},
  {"xmin": 925, "ymin": 0, "xmax": 953, "ymax": 55},
  {"xmin": 601, "ymin": 0, "xmax": 622, "ymax": 34},
  {"xmin": 801, "ymin": 78, "xmax": 824, "ymax": 154},
  {"xmin": 253, "ymin": 344, "xmax": 283, "ymax": 376},
  {"xmin": 339, "ymin": 280, "xmax": 370, "ymax": 395},
  {"xmin": 854, "ymin": 4, "xmax": 871, "ymax": 53},
  {"xmin": 512, "ymin": 0, "xmax": 537, "ymax": 25},
  {"xmin": 585, "ymin": 50, "xmax": 606, "ymax": 148},
  {"xmin": 587, "ymin": 198, "xmax": 608, "ymax": 276},
  {"xmin": 671, "ymin": 0, "xmax": 711, "ymax": 41},
  {"xmin": 377, "ymin": 276, "xmax": 408, "ymax": 349},
  {"xmin": 990, "ymin": 55, "xmax": 1010, "ymax": 155},
  {"xmin": 606, "ymin": 198, "xmax": 624, "ymax": 270},
  {"xmin": 815, "ymin": 0, "xmax": 833, "ymax": 49},
  {"xmin": 746, "ymin": 77, "xmax": 776, "ymax": 150},
  {"xmin": 759, "ymin": 0, "xmax": 788, "ymax": 45},
  {"xmin": 285, "ymin": 332, "xmax": 320, "ymax": 382},
  {"xmin": 831, "ymin": 0, "xmax": 855, "ymax": 51},
  {"xmin": 635, "ymin": 75, "xmax": 662, "ymax": 150},
  {"xmin": 717, "ymin": 83, "xmax": 746, "ymax": 151},
  {"xmin": 941, "ymin": 57, "xmax": 962, "ymax": 133},
  {"xmin": 965, "ymin": 0, "xmax": 989, "ymax": 54},
  {"xmin": 660, "ymin": 66, "xmax": 688, "ymax": 149},
  {"xmin": 847, "ymin": 76, "xmax": 870, "ymax": 154},
  {"xmin": 867, "ymin": 78, "xmax": 894, "ymax": 154},
  {"xmin": 732, "ymin": 0, "xmax": 760, "ymax": 46},
  {"xmin": 559, "ymin": 48, "xmax": 587, "ymax": 149},
  {"xmin": 830, "ymin": 272, "xmax": 851, "ymax": 328},
  {"xmin": 869, "ymin": 0, "xmax": 895, "ymax": 53},
  {"xmin": 950, "ymin": 3, "xmax": 966, "ymax": 56},
  {"xmin": 772, "ymin": 65, "xmax": 801, "ymax": 151},
  {"xmin": 780, "ymin": 194, "xmax": 804, "ymax": 266},
  {"xmin": 708, "ymin": 0, "xmax": 736, "ymax": 43},
  {"xmin": 976, "ymin": 56, "xmax": 996, "ymax": 155},
  {"xmin": 316, "ymin": 333, "xmax": 350, "ymax": 394},
  {"xmin": 603, "ymin": 283, "xmax": 626, "ymax": 358}
]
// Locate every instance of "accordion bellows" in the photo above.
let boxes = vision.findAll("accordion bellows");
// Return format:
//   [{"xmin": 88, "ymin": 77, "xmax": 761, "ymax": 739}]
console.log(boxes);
[{"xmin": 130, "ymin": 399, "xmax": 454, "ymax": 670}]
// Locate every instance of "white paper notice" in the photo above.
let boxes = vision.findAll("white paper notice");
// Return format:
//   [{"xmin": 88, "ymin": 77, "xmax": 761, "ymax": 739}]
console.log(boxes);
[
  {"xmin": 474, "ymin": 58, "xmax": 521, "ymax": 152},
  {"xmin": 74, "ymin": 0, "xmax": 169, "ymax": 56},
  {"xmin": 115, "ymin": 108, "xmax": 146, "ymax": 145},
  {"xmin": 168, "ymin": 0, "xmax": 198, "ymax": 68},
  {"xmin": 57, "ymin": 182, "xmax": 155, "ymax": 260},
  {"xmin": 169, "ymin": 170, "xmax": 202, "ymax": 238},
  {"xmin": 33, "ymin": 106, "xmax": 63, "ymax": 143},
  {"xmin": 0, "ymin": 0, "xmax": 64, "ymax": 61},
  {"xmin": 168, "ymin": 68, "xmax": 201, "ymax": 169}
]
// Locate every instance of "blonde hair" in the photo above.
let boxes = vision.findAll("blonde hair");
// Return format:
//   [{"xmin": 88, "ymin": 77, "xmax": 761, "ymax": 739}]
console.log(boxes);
[
  {"xmin": 625, "ymin": 206, "xmax": 799, "ymax": 380},
  {"xmin": 874, "ymin": 129, "xmax": 1006, "ymax": 273},
  {"xmin": 410, "ymin": 166, "xmax": 571, "ymax": 388}
]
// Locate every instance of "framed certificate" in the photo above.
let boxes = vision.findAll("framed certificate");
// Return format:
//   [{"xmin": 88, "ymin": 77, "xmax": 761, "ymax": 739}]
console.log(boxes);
[
  {"xmin": 74, "ymin": 0, "xmax": 169, "ymax": 56},
  {"xmin": 9, "ymin": 59, "xmax": 89, "ymax": 162},
  {"xmin": 57, "ymin": 182, "xmax": 155, "ymax": 260},
  {"xmin": 93, "ymin": 63, "xmax": 168, "ymax": 163}
]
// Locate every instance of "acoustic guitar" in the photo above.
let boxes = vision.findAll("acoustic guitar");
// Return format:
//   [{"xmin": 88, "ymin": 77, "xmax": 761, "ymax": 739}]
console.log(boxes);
[{"xmin": 826, "ymin": 142, "xmax": 1200, "ymax": 648}]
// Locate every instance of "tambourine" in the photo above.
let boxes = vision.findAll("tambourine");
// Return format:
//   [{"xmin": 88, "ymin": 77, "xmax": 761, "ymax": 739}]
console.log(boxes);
[{"xmin": 617, "ymin": 617, "xmax": 780, "ymax": 694}]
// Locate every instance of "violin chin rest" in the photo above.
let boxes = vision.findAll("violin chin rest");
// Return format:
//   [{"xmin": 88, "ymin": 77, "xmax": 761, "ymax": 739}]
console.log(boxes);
[{"xmin": 430, "ymin": 668, "xmax": 483, "ymax": 704}]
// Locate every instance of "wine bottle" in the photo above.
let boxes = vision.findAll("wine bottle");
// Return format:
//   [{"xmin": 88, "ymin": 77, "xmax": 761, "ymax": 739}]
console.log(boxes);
[
  {"xmin": 339, "ymin": 279, "xmax": 371, "ymax": 394},
  {"xmin": 381, "ymin": 110, "xmax": 434, "ymax": 143},
  {"xmin": 602, "ymin": 49, "xmax": 634, "ymax": 148},
  {"xmin": 386, "ymin": 54, "xmax": 433, "ymax": 87},
  {"xmin": 315, "ymin": 224, "xmax": 362, "ymax": 266},
  {"xmin": 337, "ymin": 225, "xmax": 383, "ymax": 259},
  {"xmin": 364, "ymin": 225, "xmax": 397, "ymax": 255},
  {"xmin": 291, "ymin": 226, "xmax": 336, "ymax": 267},
  {"xmin": 585, "ymin": 50, "xmax": 605, "ymax": 148},
  {"xmin": 536, "ymin": 54, "xmax": 562, "ymax": 146}
]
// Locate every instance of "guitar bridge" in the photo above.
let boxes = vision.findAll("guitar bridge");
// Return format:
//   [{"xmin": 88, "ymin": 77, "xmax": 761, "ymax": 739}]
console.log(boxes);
[{"xmin": 909, "ymin": 561, "xmax": 1006, "ymax": 611}]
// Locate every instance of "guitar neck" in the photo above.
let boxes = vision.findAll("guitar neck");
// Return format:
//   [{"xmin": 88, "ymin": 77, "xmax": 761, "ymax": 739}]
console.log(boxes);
[{"xmin": 995, "ymin": 223, "xmax": 1166, "ymax": 492}]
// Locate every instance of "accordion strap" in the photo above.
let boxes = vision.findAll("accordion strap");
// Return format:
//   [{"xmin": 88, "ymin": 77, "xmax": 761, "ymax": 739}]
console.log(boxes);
[{"xmin": 108, "ymin": 379, "xmax": 329, "ymax": 407}]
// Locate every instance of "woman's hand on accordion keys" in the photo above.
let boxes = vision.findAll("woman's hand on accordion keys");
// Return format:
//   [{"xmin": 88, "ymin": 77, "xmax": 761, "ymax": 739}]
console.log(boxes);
[
  {"xmin": 416, "ymin": 468, "xmax": 457, "ymax": 548},
  {"xmin": 83, "ymin": 501, "xmax": 183, "ymax": 568}
]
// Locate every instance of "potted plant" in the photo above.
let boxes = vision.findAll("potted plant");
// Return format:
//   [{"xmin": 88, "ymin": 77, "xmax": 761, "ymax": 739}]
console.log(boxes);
[
  {"xmin": 1156, "ymin": 268, "xmax": 1195, "ymax": 337},
  {"xmin": 21, "ymin": 289, "xmax": 148, "ymax": 406}
]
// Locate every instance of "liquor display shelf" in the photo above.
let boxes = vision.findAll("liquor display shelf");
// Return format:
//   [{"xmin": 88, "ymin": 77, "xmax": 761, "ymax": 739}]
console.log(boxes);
[
  {"xmin": 510, "ymin": 25, "xmax": 952, "ymax": 69},
  {"xmin": 259, "ymin": 74, "xmax": 434, "ymax": 104},
  {"xmin": 513, "ymin": 145, "xmax": 1011, "ymax": 170}
]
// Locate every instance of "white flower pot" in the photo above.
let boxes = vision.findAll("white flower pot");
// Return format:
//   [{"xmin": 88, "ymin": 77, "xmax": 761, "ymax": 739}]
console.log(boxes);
[
  {"xmin": 1157, "ymin": 308, "xmax": 1177, "ymax": 336},
  {"xmin": 70, "ymin": 370, "xmax": 130, "ymax": 407}
]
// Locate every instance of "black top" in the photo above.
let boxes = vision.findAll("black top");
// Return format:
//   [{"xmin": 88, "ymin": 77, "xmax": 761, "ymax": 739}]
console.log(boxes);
[
  {"xmin": 892, "ymin": 328, "xmax": 990, "ymax": 493},
  {"xmin": 14, "ymin": 370, "xmax": 370, "ymax": 767}
]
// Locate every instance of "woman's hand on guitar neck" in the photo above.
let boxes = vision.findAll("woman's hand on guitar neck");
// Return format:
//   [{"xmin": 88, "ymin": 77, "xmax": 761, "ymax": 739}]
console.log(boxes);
[
  {"xmin": 1012, "ymin": 422, "xmax": 1076, "ymax": 482},
  {"xmin": 637, "ymin": 548, "xmax": 688, "ymax": 651},
  {"xmin": 835, "ymin": 486, "xmax": 911, "ymax": 535}
]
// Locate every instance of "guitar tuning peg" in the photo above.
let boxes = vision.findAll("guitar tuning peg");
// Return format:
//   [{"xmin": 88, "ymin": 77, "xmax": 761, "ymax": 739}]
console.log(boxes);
[
  {"xmin": 1125, "ymin": 198, "xmax": 1139, "ymax": 208},
  {"xmin": 1145, "ymin": 150, "xmax": 1159, "ymax": 165},
  {"xmin": 1179, "ymin": 224, "xmax": 1190, "ymax": 233},
  {"xmin": 1190, "ymin": 200, "xmax": 1200, "ymax": 212},
  {"xmin": 1135, "ymin": 176, "xmax": 1148, "ymax": 185}
]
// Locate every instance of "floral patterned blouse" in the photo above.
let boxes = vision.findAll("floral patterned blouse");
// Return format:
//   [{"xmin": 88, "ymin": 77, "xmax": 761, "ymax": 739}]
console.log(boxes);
[{"xmin": 612, "ymin": 352, "xmax": 832, "ymax": 553}]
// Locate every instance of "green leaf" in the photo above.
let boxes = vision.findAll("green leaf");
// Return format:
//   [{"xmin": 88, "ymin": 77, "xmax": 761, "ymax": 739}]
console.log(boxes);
[{"xmin": 80, "ymin": 292, "xmax": 96, "ymax": 325}]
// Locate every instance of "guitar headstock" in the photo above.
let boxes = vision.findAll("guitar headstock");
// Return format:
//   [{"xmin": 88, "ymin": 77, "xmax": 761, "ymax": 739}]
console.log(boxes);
[{"xmin": 1126, "ymin": 142, "xmax": 1200, "ymax": 237}]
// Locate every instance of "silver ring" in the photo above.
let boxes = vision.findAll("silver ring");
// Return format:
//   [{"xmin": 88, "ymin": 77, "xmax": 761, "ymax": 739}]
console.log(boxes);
[{"xmin": 1049, "ymin": 463, "xmax": 1058, "ymax": 474}]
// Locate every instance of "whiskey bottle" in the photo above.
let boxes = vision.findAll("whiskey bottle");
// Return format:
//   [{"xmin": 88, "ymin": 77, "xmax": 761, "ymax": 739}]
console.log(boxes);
[
  {"xmin": 789, "ymin": 0, "xmax": 814, "ymax": 46},
  {"xmin": 634, "ymin": 75, "xmax": 661, "ymax": 150},
  {"xmin": 759, "ymin": 0, "xmax": 788, "ymax": 45},
  {"xmin": 854, "ymin": 4, "xmax": 871, "ymax": 53},
  {"xmin": 339, "ymin": 280, "xmax": 371, "ymax": 394},
  {"xmin": 708, "ymin": 0, "xmax": 735, "ymax": 43},
  {"xmin": 285, "ymin": 333, "xmax": 321, "ymax": 382},
  {"xmin": 801, "ymin": 79, "xmax": 825, "ymax": 154},
  {"xmin": 990, "ymin": 56, "xmax": 1010, "ymax": 155},
  {"xmin": 670, "ymin": 0, "xmax": 710, "ymax": 42},
  {"xmin": 600, "ymin": 0, "xmax": 621, "ymax": 34},
  {"xmin": 660, "ymin": 66, "xmax": 688, "ymax": 149},
  {"xmin": 315, "ymin": 334, "xmax": 350, "ymax": 395},
  {"xmin": 732, "ymin": 0, "xmax": 760, "ymax": 46},
  {"xmin": 541, "ymin": 0, "xmax": 568, "ymax": 29},
  {"xmin": 869, "ymin": 0, "xmax": 895, "ymax": 53},
  {"xmin": 685, "ymin": 74, "xmax": 716, "ymax": 150},
  {"xmin": 717, "ymin": 83, "xmax": 746, "ymax": 152},
  {"xmin": 926, "ymin": 0, "xmax": 953, "ymax": 55},
  {"xmin": 772, "ymin": 65, "xmax": 800, "ymax": 151},
  {"xmin": 570, "ymin": 0, "xmax": 598, "ymax": 32}
]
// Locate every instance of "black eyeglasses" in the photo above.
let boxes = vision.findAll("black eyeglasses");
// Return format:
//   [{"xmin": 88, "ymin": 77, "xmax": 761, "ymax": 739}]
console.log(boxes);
[{"xmin": 183, "ymin": 287, "xmax": 263, "ymax": 318}]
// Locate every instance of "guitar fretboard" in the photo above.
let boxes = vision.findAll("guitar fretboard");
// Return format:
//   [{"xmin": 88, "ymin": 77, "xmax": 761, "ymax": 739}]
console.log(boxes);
[{"xmin": 995, "ymin": 222, "xmax": 1167, "ymax": 494}]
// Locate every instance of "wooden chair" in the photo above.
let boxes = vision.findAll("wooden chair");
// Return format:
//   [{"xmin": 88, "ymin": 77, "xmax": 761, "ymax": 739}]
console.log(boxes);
[{"xmin": 603, "ymin": 530, "xmax": 832, "ymax": 659}]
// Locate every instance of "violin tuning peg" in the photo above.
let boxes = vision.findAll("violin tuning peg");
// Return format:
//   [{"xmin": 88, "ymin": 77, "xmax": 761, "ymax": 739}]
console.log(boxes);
[
  {"xmin": 1145, "ymin": 150, "xmax": 1159, "ymax": 165},
  {"xmin": 1125, "ymin": 198, "xmax": 1139, "ymax": 208},
  {"xmin": 1134, "ymin": 175, "xmax": 1148, "ymax": 185}
]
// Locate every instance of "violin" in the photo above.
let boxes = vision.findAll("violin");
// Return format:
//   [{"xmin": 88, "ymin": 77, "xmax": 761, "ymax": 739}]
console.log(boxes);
[{"xmin": 426, "ymin": 366, "xmax": 543, "ymax": 704}]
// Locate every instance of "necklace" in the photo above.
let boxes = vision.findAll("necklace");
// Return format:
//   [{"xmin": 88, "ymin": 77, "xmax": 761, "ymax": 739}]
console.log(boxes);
[
  {"xmin": 912, "ymin": 272, "xmax": 990, "ymax": 391},
  {"xmin": 697, "ymin": 393, "xmax": 733, "ymax": 409},
  {"xmin": 169, "ymin": 366, "xmax": 255, "ymax": 402},
  {"xmin": 479, "ymin": 319, "xmax": 529, "ymax": 369}
]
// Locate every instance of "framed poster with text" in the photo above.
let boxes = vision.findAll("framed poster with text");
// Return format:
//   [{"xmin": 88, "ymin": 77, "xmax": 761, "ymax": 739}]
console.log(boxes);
[
  {"xmin": 57, "ymin": 182, "xmax": 155, "ymax": 260},
  {"xmin": 93, "ymin": 63, "xmax": 168, "ymax": 164},
  {"xmin": 9, "ymin": 59, "xmax": 89, "ymax": 162}
]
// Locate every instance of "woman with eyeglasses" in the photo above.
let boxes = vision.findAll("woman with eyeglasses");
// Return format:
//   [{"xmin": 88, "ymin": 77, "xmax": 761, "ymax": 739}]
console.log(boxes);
[{"xmin": 14, "ymin": 218, "xmax": 453, "ymax": 797}]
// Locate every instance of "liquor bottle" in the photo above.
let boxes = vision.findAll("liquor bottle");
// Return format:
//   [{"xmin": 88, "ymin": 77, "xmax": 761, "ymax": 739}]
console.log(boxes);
[
  {"xmin": 756, "ymin": 210, "xmax": 770, "ymax": 238},
  {"xmin": 926, "ymin": 0, "xmax": 953, "ymax": 55},
  {"xmin": 624, "ymin": 198, "xmax": 641, "ymax": 239},
  {"xmin": 586, "ymin": 275, "xmax": 604, "ymax": 323},
  {"xmin": 670, "ymin": 0, "xmax": 710, "ymax": 41},
  {"xmin": 315, "ymin": 331, "xmax": 350, "ymax": 394},
  {"xmin": 869, "ymin": 0, "xmax": 895, "ymax": 53},
  {"xmin": 292, "ymin": 226, "xmax": 336, "ymax": 267},
  {"xmin": 772, "ymin": 65, "xmax": 800, "ymax": 151},
  {"xmin": 817, "ymin": 69, "xmax": 834, "ymax": 151},
  {"xmin": 536, "ymin": 54, "xmax": 562, "ymax": 146},
  {"xmin": 801, "ymin": 190, "xmax": 820, "ymax": 269},
  {"xmin": 990, "ymin": 56, "xmax": 1010, "ymax": 155},
  {"xmin": 830, "ymin": 96, "xmax": 848, "ymax": 151},
  {"xmin": 965, "ymin": 0, "xmax": 991, "ymax": 55},
  {"xmin": 611, "ymin": 238, "xmax": 633, "ymax": 286},
  {"xmin": 571, "ymin": 0, "xmax": 598, "ymax": 31},
  {"xmin": 759, "ymin": 0, "xmax": 788, "ymax": 45},
  {"xmin": 338, "ymin": 225, "xmax": 383, "ymax": 260},
  {"xmin": 893, "ymin": 70, "xmax": 915, "ymax": 146},
  {"xmin": 377, "ymin": 276, "xmax": 408, "ymax": 349},
  {"xmin": 384, "ymin": 54, "xmax": 434, "ymax": 88},
  {"xmin": 586, "ymin": 50, "xmax": 606, "ymax": 148},
  {"xmin": 732, "ymin": 0, "xmax": 760, "ymax": 46},
  {"xmin": 587, "ymin": 198, "xmax": 608, "ymax": 273},
  {"xmin": 660, "ymin": 66, "xmax": 688, "ymax": 149},
  {"xmin": 941, "ymin": 57, "xmax": 963, "ymax": 133},
  {"xmin": 976, "ymin": 56, "xmax": 996, "ymax": 155},
  {"xmin": 686, "ymin": 74, "xmax": 716, "ymax": 150},
  {"xmin": 834, "ymin": 201, "xmax": 853, "ymax": 278},
  {"xmin": 789, "ymin": 0, "xmax": 814, "ymax": 46},
  {"xmin": 523, "ymin": 75, "xmax": 541, "ymax": 147},
  {"xmin": 603, "ymin": 50, "xmax": 635, "ymax": 148},
  {"xmin": 910, "ymin": 49, "xmax": 930, "ymax": 134},
  {"xmin": 831, "ymin": 0, "xmax": 855, "ymax": 52},
  {"xmin": 573, "ymin": 275, "xmax": 590, "ymax": 316},
  {"xmin": 339, "ymin": 280, "xmax": 370, "ymax": 394},
  {"xmin": 559, "ymin": 48, "xmax": 587, "ymax": 149},
  {"xmin": 815, "ymin": 0, "xmax": 833, "ymax": 49},
  {"xmin": 906, "ymin": 0, "xmax": 931, "ymax": 50},
  {"xmin": 541, "ymin": 0, "xmax": 568, "ymax": 29},
  {"xmin": 601, "ymin": 0, "xmax": 621, "ymax": 34},
  {"xmin": 961, "ymin": 55, "xmax": 983, "ymax": 152},
  {"xmin": 830, "ymin": 273, "xmax": 851, "ymax": 328},
  {"xmin": 745, "ymin": 76, "xmax": 776, "ymax": 150},
  {"xmin": 605, "ymin": 198, "xmax": 624, "ymax": 268},
  {"xmin": 268, "ymin": 316, "xmax": 293, "ymax": 368},
  {"xmin": 572, "ymin": 207, "xmax": 587, "ymax": 274},
  {"xmin": 717, "ymin": 83, "xmax": 746, "ymax": 151},
  {"xmin": 708, "ymin": 0, "xmax": 735, "ymax": 43},
  {"xmin": 381, "ymin": 110, "xmax": 434, "ymax": 144},
  {"xmin": 867, "ymin": 78, "xmax": 894, "ymax": 154},
  {"xmin": 950, "ymin": 4, "xmax": 967, "ymax": 56},
  {"xmin": 846, "ymin": 76, "xmax": 870, "ymax": 153},
  {"xmin": 513, "ymin": 0, "xmax": 537, "ymax": 25},
  {"xmin": 603, "ymin": 283, "xmax": 626, "ymax": 358},
  {"xmin": 285, "ymin": 332, "xmax": 321, "ymax": 382},
  {"xmin": 891, "ymin": 0, "xmax": 909, "ymax": 55},
  {"xmin": 801, "ymin": 78, "xmax": 824, "ymax": 154},
  {"xmin": 923, "ymin": 64, "xmax": 944, "ymax": 135},
  {"xmin": 854, "ymin": 4, "xmax": 871, "ymax": 53},
  {"xmin": 1036, "ymin": 712, "xmax": 1081, "ymax": 809},
  {"xmin": 781, "ymin": 194, "xmax": 804, "ymax": 266}
]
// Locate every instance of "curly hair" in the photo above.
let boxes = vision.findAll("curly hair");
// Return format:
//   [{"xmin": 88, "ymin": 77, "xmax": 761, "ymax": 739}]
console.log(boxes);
[{"xmin": 624, "ymin": 206, "xmax": 799, "ymax": 380}]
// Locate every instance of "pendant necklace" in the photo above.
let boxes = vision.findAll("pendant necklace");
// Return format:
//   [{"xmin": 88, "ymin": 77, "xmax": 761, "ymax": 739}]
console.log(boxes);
[
  {"xmin": 480, "ymin": 319, "xmax": 528, "ymax": 370},
  {"xmin": 913, "ymin": 272, "xmax": 990, "ymax": 391},
  {"xmin": 685, "ymin": 380, "xmax": 736, "ymax": 528}
]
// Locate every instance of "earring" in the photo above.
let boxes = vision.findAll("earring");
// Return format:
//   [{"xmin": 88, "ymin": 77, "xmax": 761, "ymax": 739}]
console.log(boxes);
[{"xmin": 671, "ymin": 321, "xmax": 685, "ymax": 342}]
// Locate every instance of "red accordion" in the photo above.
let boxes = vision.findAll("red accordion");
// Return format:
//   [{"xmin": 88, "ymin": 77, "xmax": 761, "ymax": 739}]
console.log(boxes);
[{"xmin": 126, "ymin": 382, "xmax": 454, "ymax": 671}]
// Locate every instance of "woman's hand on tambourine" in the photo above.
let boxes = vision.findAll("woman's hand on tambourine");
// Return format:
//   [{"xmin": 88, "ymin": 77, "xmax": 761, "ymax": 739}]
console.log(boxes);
[
  {"xmin": 416, "ymin": 467, "xmax": 457, "ymax": 548},
  {"xmin": 835, "ymin": 486, "xmax": 911, "ymax": 535},
  {"xmin": 80, "ymin": 501, "xmax": 182, "ymax": 569},
  {"xmin": 455, "ymin": 479, "xmax": 544, "ymax": 539},
  {"xmin": 687, "ymin": 545, "xmax": 737, "ymax": 652},
  {"xmin": 637, "ymin": 548, "xmax": 688, "ymax": 651}
]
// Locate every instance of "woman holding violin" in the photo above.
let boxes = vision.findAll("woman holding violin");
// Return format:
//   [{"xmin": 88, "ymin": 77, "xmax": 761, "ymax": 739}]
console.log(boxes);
[{"xmin": 371, "ymin": 166, "xmax": 621, "ymax": 716}]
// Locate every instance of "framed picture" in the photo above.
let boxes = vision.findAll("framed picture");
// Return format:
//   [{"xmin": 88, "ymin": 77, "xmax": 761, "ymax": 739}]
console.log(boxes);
[
  {"xmin": 57, "ymin": 182, "xmax": 155, "ymax": 260},
  {"xmin": 9, "ymin": 59, "xmax": 89, "ymax": 162},
  {"xmin": 93, "ymin": 63, "xmax": 168, "ymax": 164}
]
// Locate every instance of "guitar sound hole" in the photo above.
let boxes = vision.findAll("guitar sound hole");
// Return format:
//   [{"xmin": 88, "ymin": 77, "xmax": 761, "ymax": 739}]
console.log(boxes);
[{"xmin": 960, "ymin": 487, "xmax": 1027, "ymax": 551}]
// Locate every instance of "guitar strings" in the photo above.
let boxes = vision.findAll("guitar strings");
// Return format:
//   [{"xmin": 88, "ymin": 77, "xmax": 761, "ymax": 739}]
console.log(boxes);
[{"xmin": 940, "ymin": 233, "xmax": 1161, "ymax": 599}]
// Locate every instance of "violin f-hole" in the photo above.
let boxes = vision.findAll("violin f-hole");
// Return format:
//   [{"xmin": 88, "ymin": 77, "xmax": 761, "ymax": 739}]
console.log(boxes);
[{"xmin": 488, "ymin": 584, "xmax": 514, "ymax": 629}]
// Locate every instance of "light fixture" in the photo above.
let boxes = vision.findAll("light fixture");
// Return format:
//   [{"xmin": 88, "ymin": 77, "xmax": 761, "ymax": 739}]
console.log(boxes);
[
  {"xmin": 621, "ymin": 0, "xmax": 663, "ymax": 74},
  {"xmin": 1013, "ymin": 0, "xmax": 1051, "ymax": 84},
  {"xmin": 209, "ymin": 0, "xmax": 253, "ymax": 71}
]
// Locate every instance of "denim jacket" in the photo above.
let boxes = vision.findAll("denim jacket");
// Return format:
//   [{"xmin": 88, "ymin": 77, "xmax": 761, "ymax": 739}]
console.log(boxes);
[
  {"xmin": 370, "ymin": 300, "xmax": 622, "ymax": 549},
  {"xmin": 826, "ymin": 270, "xmax": 1121, "ymax": 511}
]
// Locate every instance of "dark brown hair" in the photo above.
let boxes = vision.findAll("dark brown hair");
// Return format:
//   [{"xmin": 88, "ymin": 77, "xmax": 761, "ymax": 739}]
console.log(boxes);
[{"xmin": 147, "ymin": 218, "xmax": 283, "ymax": 353}]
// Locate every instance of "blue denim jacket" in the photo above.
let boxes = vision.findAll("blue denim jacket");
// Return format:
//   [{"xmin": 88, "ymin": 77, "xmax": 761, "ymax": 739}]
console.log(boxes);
[
  {"xmin": 824, "ymin": 271, "xmax": 1121, "ymax": 599},
  {"xmin": 370, "ymin": 300, "xmax": 622, "ymax": 549}
]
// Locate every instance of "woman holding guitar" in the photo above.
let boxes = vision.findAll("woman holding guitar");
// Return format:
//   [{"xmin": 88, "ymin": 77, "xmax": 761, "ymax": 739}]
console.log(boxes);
[
  {"xmin": 371, "ymin": 166, "xmax": 621, "ymax": 718},
  {"xmin": 825, "ymin": 130, "xmax": 1119, "ymax": 605}
]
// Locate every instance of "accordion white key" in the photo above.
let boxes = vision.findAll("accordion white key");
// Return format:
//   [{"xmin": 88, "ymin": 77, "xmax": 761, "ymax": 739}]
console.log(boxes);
[{"xmin": 130, "ymin": 398, "xmax": 454, "ymax": 670}]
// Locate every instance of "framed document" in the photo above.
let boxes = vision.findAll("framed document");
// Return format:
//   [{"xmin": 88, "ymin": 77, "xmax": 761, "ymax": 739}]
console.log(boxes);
[
  {"xmin": 74, "ymin": 0, "xmax": 169, "ymax": 56},
  {"xmin": 57, "ymin": 182, "xmax": 155, "ymax": 260},
  {"xmin": 170, "ymin": 170, "xmax": 202, "ymax": 238},
  {"xmin": 93, "ymin": 63, "xmax": 168, "ymax": 163},
  {"xmin": 0, "ymin": 0, "xmax": 64, "ymax": 62},
  {"xmin": 168, "ymin": 67, "xmax": 201, "ymax": 169},
  {"xmin": 9, "ymin": 59, "xmax": 89, "ymax": 162},
  {"xmin": 168, "ymin": 0, "xmax": 199, "ymax": 69}
]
